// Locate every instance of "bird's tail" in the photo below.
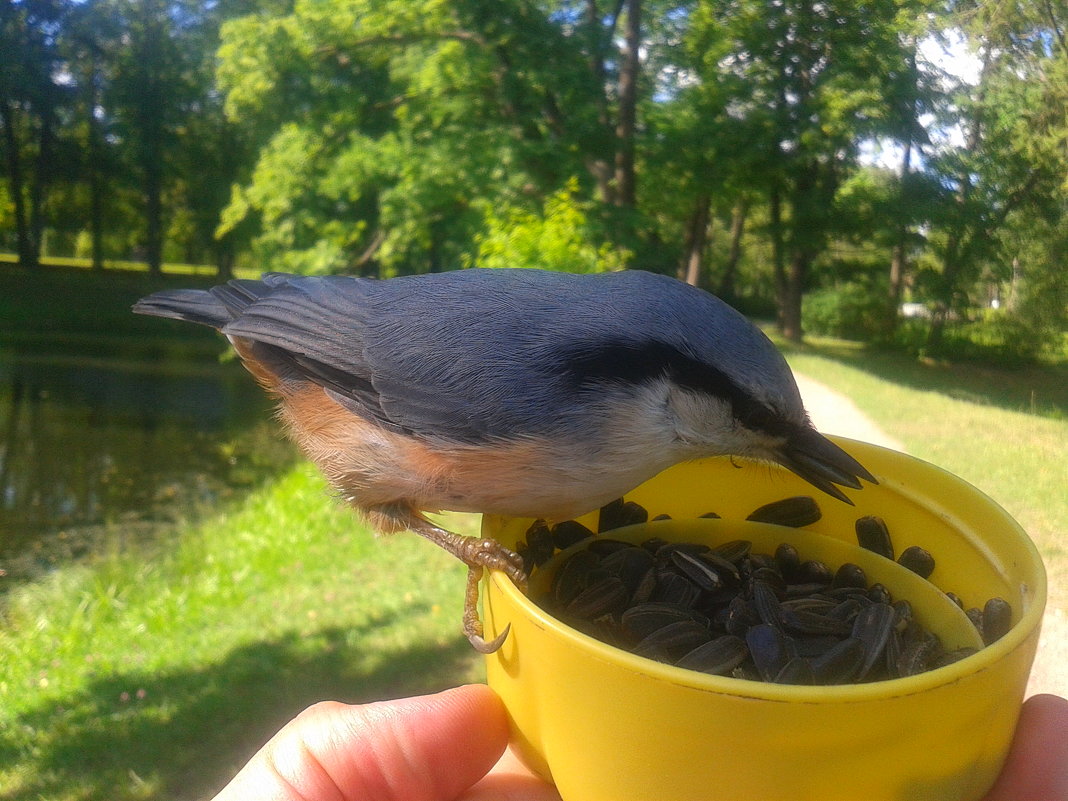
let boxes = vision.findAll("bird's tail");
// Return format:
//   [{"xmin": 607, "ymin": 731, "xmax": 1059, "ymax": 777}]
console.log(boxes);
[{"xmin": 133, "ymin": 276, "xmax": 286, "ymax": 330}]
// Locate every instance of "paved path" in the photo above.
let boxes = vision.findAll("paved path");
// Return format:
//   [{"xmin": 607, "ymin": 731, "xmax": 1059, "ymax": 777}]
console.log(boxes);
[
  {"xmin": 793, "ymin": 373, "xmax": 1063, "ymax": 699},
  {"xmin": 793, "ymin": 374, "xmax": 904, "ymax": 451}
]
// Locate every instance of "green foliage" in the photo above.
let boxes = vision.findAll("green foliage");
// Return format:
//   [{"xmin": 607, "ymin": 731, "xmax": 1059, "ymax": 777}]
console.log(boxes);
[
  {"xmin": 466, "ymin": 179, "xmax": 631, "ymax": 273},
  {"xmin": 1, "ymin": 0, "xmax": 1066, "ymax": 356},
  {"xmin": 803, "ymin": 282, "xmax": 891, "ymax": 341},
  {"xmin": 0, "ymin": 465, "xmax": 482, "ymax": 801},
  {"xmin": 213, "ymin": 0, "xmax": 609, "ymax": 275}
]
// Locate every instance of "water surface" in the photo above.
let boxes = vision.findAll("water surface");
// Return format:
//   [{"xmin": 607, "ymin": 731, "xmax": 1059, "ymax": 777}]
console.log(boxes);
[{"xmin": 0, "ymin": 341, "xmax": 294, "ymax": 576}]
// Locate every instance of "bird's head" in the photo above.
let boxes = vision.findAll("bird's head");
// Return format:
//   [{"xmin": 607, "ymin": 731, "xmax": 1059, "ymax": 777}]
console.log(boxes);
[
  {"xmin": 566, "ymin": 272, "xmax": 877, "ymax": 504},
  {"xmin": 664, "ymin": 319, "xmax": 876, "ymax": 504}
]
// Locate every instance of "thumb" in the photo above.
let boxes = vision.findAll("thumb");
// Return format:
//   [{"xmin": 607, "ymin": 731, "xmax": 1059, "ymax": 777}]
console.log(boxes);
[
  {"xmin": 982, "ymin": 693, "xmax": 1068, "ymax": 801},
  {"xmin": 214, "ymin": 684, "xmax": 511, "ymax": 801}
]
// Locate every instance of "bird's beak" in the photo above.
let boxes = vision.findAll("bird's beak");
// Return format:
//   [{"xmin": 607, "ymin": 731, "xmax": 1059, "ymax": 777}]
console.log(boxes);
[{"xmin": 774, "ymin": 426, "xmax": 878, "ymax": 504}]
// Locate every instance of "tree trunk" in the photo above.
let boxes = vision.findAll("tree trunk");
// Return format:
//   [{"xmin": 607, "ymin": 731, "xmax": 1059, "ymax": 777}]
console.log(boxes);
[
  {"xmin": 769, "ymin": 186, "xmax": 786, "ymax": 333},
  {"xmin": 584, "ymin": 0, "xmax": 616, "ymax": 204},
  {"xmin": 782, "ymin": 252, "xmax": 807, "ymax": 343},
  {"xmin": 682, "ymin": 193, "xmax": 711, "ymax": 287},
  {"xmin": 86, "ymin": 55, "xmax": 105, "ymax": 271},
  {"xmin": 135, "ymin": 0, "xmax": 167, "ymax": 279},
  {"xmin": 0, "ymin": 100, "xmax": 37, "ymax": 269},
  {"xmin": 613, "ymin": 0, "xmax": 640, "ymax": 207},
  {"xmin": 886, "ymin": 139, "xmax": 913, "ymax": 336},
  {"xmin": 29, "ymin": 106, "xmax": 54, "ymax": 264},
  {"xmin": 144, "ymin": 160, "xmax": 164, "ymax": 278},
  {"xmin": 718, "ymin": 198, "xmax": 749, "ymax": 300},
  {"xmin": 925, "ymin": 49, "xmax": 991, "ymax": 354}
]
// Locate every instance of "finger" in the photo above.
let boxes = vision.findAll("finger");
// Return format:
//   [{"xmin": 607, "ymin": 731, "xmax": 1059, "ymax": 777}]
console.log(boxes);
[
  {"xmin": 214, "ymin": 684, "xmax": 511, "ymax": 801},
  {"xmin": 461, "ymin": 745, "xmax": 563, "ymax": 801},
  {"xmin": 983, "ymin": 693, "xmax": 1068, "ymax": 801}
]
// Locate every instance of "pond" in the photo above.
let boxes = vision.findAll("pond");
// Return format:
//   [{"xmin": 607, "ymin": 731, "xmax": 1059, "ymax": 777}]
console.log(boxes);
[{"xmin": 0, "ymin": 341, "xmax": 296, "ymax": 580}]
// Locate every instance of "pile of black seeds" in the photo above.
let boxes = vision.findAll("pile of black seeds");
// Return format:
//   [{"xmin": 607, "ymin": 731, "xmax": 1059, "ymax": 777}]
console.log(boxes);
[{"xmin": 515, "ymin": 495, "xmax": 1013, "ymax": 684}]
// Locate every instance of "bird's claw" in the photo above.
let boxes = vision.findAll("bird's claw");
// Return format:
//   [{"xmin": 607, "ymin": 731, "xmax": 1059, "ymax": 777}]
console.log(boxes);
[
  {"xmin": 467, "ymin": 622, "xmax": 511, "ymax": 654},
  {"xmin": 406, "ymin": 519, "xmax": 526, "ymax": 653},
  {"xmin": 463, "ymin": 565, "xmax": 512, "ymax": 653}
]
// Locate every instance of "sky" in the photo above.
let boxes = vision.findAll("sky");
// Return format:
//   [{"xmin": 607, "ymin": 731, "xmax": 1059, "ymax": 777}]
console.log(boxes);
[{"xmin": 860, "ymin": 29, "xmax": 983, "ymax": 169}]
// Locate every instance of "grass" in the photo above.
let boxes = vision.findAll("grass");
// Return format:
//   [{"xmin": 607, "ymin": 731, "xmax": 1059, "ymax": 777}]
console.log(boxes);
[
  {"xmin": 0, "ymin": 252, "xmax": 259, "ymax": 280},
  {"xmin": 780, "ymin": 338, "xmax": 1068, "ymax": 609},
  {"xmin": 0, "ymin": 464, "xmax": 484, "ymax": 801},
  {"xmin": 2, "ymin": 275, "xmax": 1065, "ymax": 801}
]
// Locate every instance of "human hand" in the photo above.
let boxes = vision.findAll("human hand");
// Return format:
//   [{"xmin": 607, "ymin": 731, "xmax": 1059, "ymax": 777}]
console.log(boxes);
[
  {"xmin": 211, "ymin": 687, "xmax": 1067, "ymax": 801},
  {"xmin": 210, "ymin": 684, "xmax": 560, "ymax": 801},
  {"xmin": 982, "ymin": 693, "xmax": 1068, "ymax": 801}
]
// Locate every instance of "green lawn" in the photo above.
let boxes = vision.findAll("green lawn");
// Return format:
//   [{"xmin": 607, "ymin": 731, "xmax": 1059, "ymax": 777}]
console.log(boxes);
[
  {"xmin": 781, "ymin": 339, "xmax": 1068, "ymax": 609},
  {"xmin": 0, "ymin": 464, "xmax": 483, "ymax": 801},
  {"xmin": 0, "ymin": 252, "xmax": 258, "ymax": 280},
  {"xmin": 2, "ymin": 327, "xmax": 1066, "ymax": 800}
]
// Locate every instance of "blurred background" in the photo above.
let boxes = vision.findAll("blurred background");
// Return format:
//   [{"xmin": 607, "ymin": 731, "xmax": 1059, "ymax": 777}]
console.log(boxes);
[{"xmin": 1, "ymin": 1, "xmax": 1065, "ymax": 798}]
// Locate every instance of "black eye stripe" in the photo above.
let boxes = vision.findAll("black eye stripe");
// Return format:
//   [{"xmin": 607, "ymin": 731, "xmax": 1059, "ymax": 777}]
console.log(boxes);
[{"xmin": 558, "ymin": 341, "xmax": 794, "ymax": 438}]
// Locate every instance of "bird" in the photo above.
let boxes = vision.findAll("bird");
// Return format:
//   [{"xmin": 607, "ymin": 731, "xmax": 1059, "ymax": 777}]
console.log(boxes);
[{"xmin": 134, "ymin": 268, "xmax": 876, "ymax": 652}]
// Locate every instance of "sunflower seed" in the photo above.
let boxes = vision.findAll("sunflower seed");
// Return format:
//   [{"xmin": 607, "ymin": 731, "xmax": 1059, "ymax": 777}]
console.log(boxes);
[
  {"xmin": 525, "ymin": 521, "xmax": 556, "ymax": 567},
  {"xmin": 598, "ymin": 498, "xmax": 648, "ymax": 532},
  {"xmin": 747, "ymin": 623, "xmax": 794, "ymax": 681},
  {"xmin": 782, "ymin": 609, "xmax": 852, "ymax": 636},
  {"xmin": 676, "ymin": 635, "xmax": 749, "ymax": 675},
  {"xmin": 724, "ymin": 596, "xmax": 759, "ymax": 636},
  {"xmin": 852, "ymin": 603, "xmax": 896, "ymax": 679},
  {"xmin": 566, "ymin": 575, "xmax": 629, "ymax": 619},
  {"xmin": 640, "ymin": 537, "xmax": 669, "ymax": 554},
  {"xmin": 747, "ymin": 496, "xmax": 822, "ymax": 527},
  {"xmin": 752, "ymin": 580, "xmax": 785, "ymax": 629},
  {"xmin": 651, "ymin": 571, "xmax": 702, "ymax": 607},
  {"xmin": 630, "ymin": 566, "xmax": 658, "ymax": 605},
  {"xmin": 797, "ymin": 559, "xmax": 833, "ymax": 585},
  {"xmin": 774, "ymin": 656, "xmax": 816, "ymax": 685},
  {"xmin": 586, "ymin": 538, "xmax": 636, "ymax": 556},
  {"xmin": 711, "ymin": 539, "xmax": 752, "ymax": 564},
  {"xmin": 811, "ymin": 637, "xmax": 866, "ymax": 684},
  {"xmin": 832, "ymin": 562, "xmax": 867, "ymax": 590},
  {"xmin": 896, "ymin": 634, "xmax": 936, "ymax": 677},
  {"xmin": 671, "ymin": 549, "xmax": 726, "ymax": 591},
  {"xmin": 898, "ymin": 545, "xmax": 935, "ymax": 579},
  {"xmin": 601, "ymin": 545, "xmax": 655, "ymax": 592},
  {"xmin": 855, "ymin": 515, "xmax": 895, "ymax": 560},
  {"xmin": 633, "ymin": 619, "xmax": 712, "ymax": 660},
  {"xmin": 774, "ymin": 542, "xmax": 801, "ymax": 578},
  {"xmin": 622, "ymin": 602, "xmax": 705, "ymax": 641},
  {"xmin": 551, "ymin": 519, "xmax": 594, "ymax": 550},
  {"xmin": 966, "ymin": 607, "xmax": 984, "ymax": 637},
  {"xmin": 931, "ymin": 647, "xmax": 979, "ymax": 668},
  {"xmin": 551, "ymin": 549, "xmax": 599, "ymax": 606},
  {"xmin": 982, "ymin": 597, "xmax": 1012, "ymax": 645},
  {"xmin": 867, "ymin": 583, "xmax": 892, "ymax": 605}
]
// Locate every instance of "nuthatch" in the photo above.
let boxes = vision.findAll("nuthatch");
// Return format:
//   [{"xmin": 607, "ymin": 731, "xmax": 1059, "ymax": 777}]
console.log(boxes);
[{"xmin": 135, "ymin": 268, "xmax": 875, "ymax": 651}]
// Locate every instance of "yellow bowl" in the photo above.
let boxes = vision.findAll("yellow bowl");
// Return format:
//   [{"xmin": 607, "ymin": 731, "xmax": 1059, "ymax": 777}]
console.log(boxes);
[{"xmin": 480, "ymin": 438, "xmax": 1046, "ymax": 801}]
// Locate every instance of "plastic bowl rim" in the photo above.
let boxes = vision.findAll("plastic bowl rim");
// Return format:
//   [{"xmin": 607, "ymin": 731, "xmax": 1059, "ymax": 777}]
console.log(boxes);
[{"xmin": 485, "ymin": 440, "xmax": 1047, "ymax": 704}]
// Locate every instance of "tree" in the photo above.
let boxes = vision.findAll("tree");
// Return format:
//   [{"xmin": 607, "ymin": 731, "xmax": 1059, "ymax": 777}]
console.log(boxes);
[
  {"xmin": 687, "ymin": 0, "xmax": 920, "ymax": 340},
  {"xmin": 216, "ymin": 0, "xmax": 628, "ymax": 275},
  {"xmin": 921, "ymin": 1, "xmax": 1068, "ymax": 352},
  {"xmin": 0, "ymin": 0, "xmax": 74, "ymax": 269}
]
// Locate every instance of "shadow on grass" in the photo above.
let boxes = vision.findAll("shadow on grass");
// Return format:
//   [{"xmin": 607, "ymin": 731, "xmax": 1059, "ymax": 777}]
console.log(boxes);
[
  {"xmin": 0, "ymin": 613, "xmax": 481, "ymax": 801},
  {"xmin": 782, "ymin": 339, "xmax": 1068, "ymax": 420}
]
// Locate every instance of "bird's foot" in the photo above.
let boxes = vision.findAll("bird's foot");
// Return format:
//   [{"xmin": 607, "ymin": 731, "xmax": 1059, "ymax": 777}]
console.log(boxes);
[
  {"xmin": 463, "ymin": 566, "xmax": 510, "ymax": 653},
  {"xmin": 407, "ymin": 519, "xmax": 527, "ymax": 653}
]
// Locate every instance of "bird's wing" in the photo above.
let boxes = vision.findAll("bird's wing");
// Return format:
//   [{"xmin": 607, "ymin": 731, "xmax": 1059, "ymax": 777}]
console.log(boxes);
[{"xmin": 218, "ymin": 272, "xmax": 572, "ymax": 442}]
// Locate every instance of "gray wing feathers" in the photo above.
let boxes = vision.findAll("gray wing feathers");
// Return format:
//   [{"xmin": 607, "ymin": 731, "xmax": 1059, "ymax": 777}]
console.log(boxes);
[{"xmin": 219, "ymin": 275, "xmax": 504, "ymax": 439}]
